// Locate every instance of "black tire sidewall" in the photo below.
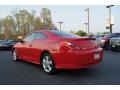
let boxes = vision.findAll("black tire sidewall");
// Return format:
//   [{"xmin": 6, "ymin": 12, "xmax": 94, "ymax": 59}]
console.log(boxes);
[{"xmin": 106, "ymin": 43, "xmax": 111, "ymax": 50}]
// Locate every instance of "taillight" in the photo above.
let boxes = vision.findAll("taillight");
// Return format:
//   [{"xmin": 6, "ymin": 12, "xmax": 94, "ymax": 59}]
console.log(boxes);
[
  {"xmin": 100, "ymin": 39, "xmax": 106, "ymax": 43},
  {"xmin": 101, "ymin": 38, "xmax": 109, "ymax": 43},
  {"xmin": 60, "ymin": 41, "xmax": 80, "ymax": 49},
  {"xmin": 95, "ymin": 47, "xmax": 103, "ymax": 53}
]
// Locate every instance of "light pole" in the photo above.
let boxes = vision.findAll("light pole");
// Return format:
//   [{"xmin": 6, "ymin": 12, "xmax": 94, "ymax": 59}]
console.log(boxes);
[
  {"xmin": 84, "ymin": 8, "xmax": 90, "ymax": 34},
  {"xmin": 106, "ymin": 5, "xmax": 114, "ymax": 33},
  {"xmin": 58, "ymin": 22, "xmax": 63, "ymax": 30},
  {"xmin": 84, "ymin": 23, "xmax": 88, "ymax": 33}
]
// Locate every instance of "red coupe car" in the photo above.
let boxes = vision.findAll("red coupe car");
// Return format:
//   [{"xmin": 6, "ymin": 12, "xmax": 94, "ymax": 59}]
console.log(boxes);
[{"xmin": 12, "ymin": 30, "xmax": 103, "ymax": 74}]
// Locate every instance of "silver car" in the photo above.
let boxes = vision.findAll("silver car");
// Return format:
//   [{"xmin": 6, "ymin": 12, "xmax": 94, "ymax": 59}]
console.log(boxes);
[{"xmin": 110, "ymin": 37, "xmax": 120, "ymax": 50}]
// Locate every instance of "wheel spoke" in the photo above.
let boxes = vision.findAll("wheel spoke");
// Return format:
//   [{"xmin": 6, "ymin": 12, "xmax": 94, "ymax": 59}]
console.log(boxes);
[
  {"xmin": 43, "ymin": 64, "xmax": 47, "ymax": 70},
  {"xmin": 48, "ymin": 60, "xmax": 52, "ymax": 64},
  {"xmin": 47, "ymin": 65, "xmax": 52, "ymax": 71},
  {"xmin": 43, "ymin": 59, "xmax": 47, "ymax": 67},
  {"xmin": 43, "ymin": 59, "xmax": 46, "ymax": 64},
  {"xmin": 45, "ymin": 56, "xmax": 49, "ymax": 61}
]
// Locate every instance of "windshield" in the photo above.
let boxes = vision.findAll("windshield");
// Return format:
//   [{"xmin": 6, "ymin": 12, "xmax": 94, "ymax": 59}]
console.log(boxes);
[
  {"xmin": 93, "ymin": 35, "xmax": 99, "ymax": 38},
  {"xmin": 50, "ymin": 30, "xmax": 80, "ymax": 38},
  {"xmin": 104, "ymin": 33, "xmax": 120, "ymax": 38},
  {"xmin": 93, "ymin": 34, "xmax": 105, "ymax": 38},
  {"xmin": 101, "ymin": 35, "xmax": 105, "ymax": 37},
  {"xmin": 104, "ymin": 34, "xmax": 113, "ymax": 38}
]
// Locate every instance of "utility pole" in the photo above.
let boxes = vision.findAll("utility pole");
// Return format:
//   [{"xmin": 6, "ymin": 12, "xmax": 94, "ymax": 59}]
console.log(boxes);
[
  {"xmin": 84, "ymin": 23, "xmax": 88, "ymax": 33},
  {"xmin": 58, "ymin": 22, "xmax": 63, "ymax": 30},
  {"xmin": 106, "ymin": 5, "xmax": 114, "ymax": 33},
  {"xmin": 85, "ymin": 8, "xmax": 90, "ymax": 34}
]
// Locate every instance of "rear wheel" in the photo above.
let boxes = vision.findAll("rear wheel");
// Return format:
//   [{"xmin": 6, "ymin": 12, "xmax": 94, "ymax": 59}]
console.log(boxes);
[
  {"xmin": 42, "ymin": 53, "xmax": 55, "ymax": 74},
  {"xmin": 111, "ymin": 47, "xmax": 117, "ymax": 51},
  {"xmin": 12, "ymin": 49, "xmax": 18, "ymax": 61}
]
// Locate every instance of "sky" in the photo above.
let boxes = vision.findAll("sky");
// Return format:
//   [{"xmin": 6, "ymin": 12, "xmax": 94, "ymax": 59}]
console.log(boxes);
[{"xmin": 0, "ymin": 5, "xmax": 120, "ymax": 34}]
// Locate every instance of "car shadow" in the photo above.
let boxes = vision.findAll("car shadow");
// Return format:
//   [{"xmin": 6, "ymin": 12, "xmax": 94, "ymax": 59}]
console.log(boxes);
[
  {"xmin": 55, "ymin": 67, "xmax": 99, "ymax": 76},
  {"xmin": 16, "ymin": 59, "xmax": 99, "ymax": 77},
  {"xmin": 10, "ymin": 59, "xmax": 104, "ymax": 85}
]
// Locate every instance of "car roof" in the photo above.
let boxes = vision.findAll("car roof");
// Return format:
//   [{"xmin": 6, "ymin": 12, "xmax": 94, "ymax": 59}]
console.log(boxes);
[
  {"xmin": 36, "ymin": 30, "xmax": 57, "ymax": 32},
  {"xmin": 110, "ymin": 33, "xmax": 120, "ymax": 34},
  {"xmin": 96, "ymin": 34, "xmax": 106, "ymax": 35},
  {"xmin": 32, "ymin": 30, "xmax": 59, "ymax": 38}
]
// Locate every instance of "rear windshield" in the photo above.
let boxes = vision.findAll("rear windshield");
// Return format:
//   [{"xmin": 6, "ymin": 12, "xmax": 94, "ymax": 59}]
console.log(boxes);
[{"xmin": 50, "ymin": 30, "xmax": 80, "ymax": 38}]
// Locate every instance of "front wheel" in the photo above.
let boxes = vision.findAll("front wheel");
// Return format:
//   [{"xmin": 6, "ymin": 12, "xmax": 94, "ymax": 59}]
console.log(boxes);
[
  {"xmin": 12, "ymin": 49, "xmax": 18, "ymax": 61},
  {"xmin": 42, "ymin": 53, "xmax": 55, "ymax": 74},
  {"xmin": 105, "ymin": 43, "xmax": 111, "ymax": 50},
  {"xmin": 111, "ymin": 47, "xmax": 117, "ymax": 51}
]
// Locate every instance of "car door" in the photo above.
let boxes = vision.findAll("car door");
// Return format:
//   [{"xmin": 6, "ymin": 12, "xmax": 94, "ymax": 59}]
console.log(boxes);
[
  {"xmin": 30, "ymin": 32, "xmax": 47, "ymax": 63},
  {"xmin": 22, "ymin": 32, "xmax": 37, "ymax": 61}
]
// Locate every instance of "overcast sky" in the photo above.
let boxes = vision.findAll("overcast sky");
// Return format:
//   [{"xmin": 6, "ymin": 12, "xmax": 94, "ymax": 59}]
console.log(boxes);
[{"xmin": 0, "ymin": 5, "xmax": 120, "ymax": 33}]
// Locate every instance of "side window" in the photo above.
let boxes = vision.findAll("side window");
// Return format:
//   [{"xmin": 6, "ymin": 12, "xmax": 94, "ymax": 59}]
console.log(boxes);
[
  {"xmin": 110, "ymin": 34, "xmax": 115, "ymax": 38},
  {"xmin": 97, "ymin": 35, "xmax": 100, "ymax": 38},
  {"xmin": 23, "ymin": 33, "xmax": 36, "ymax": 42},
  {"xmin": 116, "ymin": 33, "xmax": 120, "ymax": 37},
  {"xmin": 35, "ymin": 32, "xmax": 47, "ymax": 40},
  {"xmin": 112, "ymin": 33, "xmax": 120, "ymax": 38}
]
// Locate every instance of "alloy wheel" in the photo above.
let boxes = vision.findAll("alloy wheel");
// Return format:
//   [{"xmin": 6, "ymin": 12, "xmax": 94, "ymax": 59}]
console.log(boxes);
[
  {"xmin": 12, "ymin": 50, "xmax": 17, "ymax": 61},
  {"xmin": 42, "ymin": 53, "xmax": 55, "ymax": 74}
]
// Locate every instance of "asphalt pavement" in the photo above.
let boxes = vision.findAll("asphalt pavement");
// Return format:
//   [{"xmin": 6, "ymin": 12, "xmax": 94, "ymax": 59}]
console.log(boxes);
[{"xmin": 0, "ymin": 50, "xmax": 120, "ymax": 85}]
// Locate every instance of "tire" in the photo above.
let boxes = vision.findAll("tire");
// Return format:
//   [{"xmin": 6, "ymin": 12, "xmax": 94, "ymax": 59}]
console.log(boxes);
[
  {"xmin": 105, "ymin": 43, "xmax": 111, "ymax": 50},
  {"xmin": 111, "ymin": 47, "xmax": 115, "ymax": 51},
  {"xmin": 111, "ymin": 47, "xmax": 118, "ymax": 51},
  {"xmin": 12, "ymin": 49, "xmax": 18, "ymax": 61},
  {"xmin": 41, "ymin": 53, "xmax": 55, "ymax": 74}
]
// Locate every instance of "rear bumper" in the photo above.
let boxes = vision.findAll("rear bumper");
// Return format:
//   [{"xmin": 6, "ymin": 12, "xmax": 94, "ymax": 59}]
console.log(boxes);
[
  {"xmin": 111, "ymin": 45, "xmax": 120, "ymax": 50},
  {"xmin": 56, "ymin": 60, "xmax": 102, "ymax": 69},
  {"xmin": 55, "ymin": 48, "xmax": 103, "ymax": 69}
]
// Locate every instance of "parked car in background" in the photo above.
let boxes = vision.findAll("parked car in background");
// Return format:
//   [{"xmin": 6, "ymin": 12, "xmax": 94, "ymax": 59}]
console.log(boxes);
[
  {"xmin": 93, "ymin": 34, "xmax": 106, "ymax": 39},
  {"xmin": 0, "ymin": 39, "xmax": 17, "ymax": 50},
  {"xmin": 0, "ymin": 40, "xmax": 3, "ymax": 42},
  {"xmin": 0, "ymin": 40, "xmax": 3, "ymax": 50},
  {"xmin": 88, "ymin": 35, "xmax": 95, "ymax": 38},
  {"xmin": 110, "ymin": 37, "xmax": 120, "ymax": 51},
  {"xmin": 7, "ymin": 39, "xmax": 17, "ymax": 47},
  {"xmin": 93, "ymin": 34, "xmax": 106, "ymax": 42},
  {"xmin": 99, "ymin": 33, "xmax": 120, "ymax": 50},
  {"xmin": 12, "ymin": 30, "xmax": 103, "ymax": 74}
]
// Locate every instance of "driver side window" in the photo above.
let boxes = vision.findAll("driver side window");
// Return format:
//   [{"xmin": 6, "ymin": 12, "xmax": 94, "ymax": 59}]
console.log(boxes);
[{"xmin": 23, "ymin": 33, "xmax": 36, "ymax": 42}]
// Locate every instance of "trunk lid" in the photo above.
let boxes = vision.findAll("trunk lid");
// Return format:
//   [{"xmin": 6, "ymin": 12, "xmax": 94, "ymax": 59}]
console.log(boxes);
[{"xmin": 60, "ymin": 37, "xmax": 97, "ymax": 50}]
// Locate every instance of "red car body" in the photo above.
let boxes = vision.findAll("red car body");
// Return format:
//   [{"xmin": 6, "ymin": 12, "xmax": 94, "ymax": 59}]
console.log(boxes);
[{"xmin": 13, "ymin": 30, "xmax": 103, "ymax": 69}]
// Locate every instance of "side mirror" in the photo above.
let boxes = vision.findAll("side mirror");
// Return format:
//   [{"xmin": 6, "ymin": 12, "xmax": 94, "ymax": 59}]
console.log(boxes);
[
  {"xmin": 18, "ymin": 39, "xmax": 24, "ymax": 43},
  {"xmin": 18, "ymin": 36, "xmax": 24, "ymax": 43}
]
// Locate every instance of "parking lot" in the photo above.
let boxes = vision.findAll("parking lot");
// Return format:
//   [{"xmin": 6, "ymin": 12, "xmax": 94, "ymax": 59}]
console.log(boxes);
[{"xmin": 0, "ymin": 50, "xmax": 120, "ymax": 85}]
